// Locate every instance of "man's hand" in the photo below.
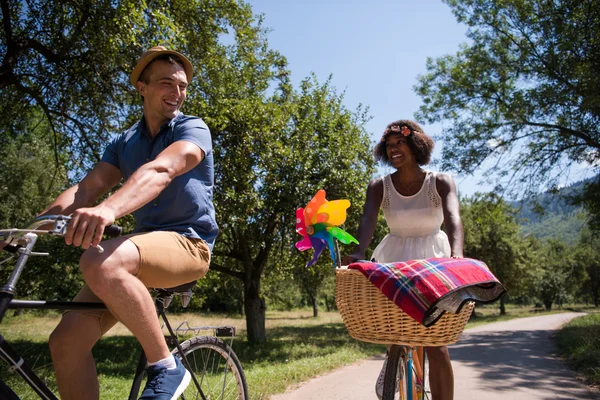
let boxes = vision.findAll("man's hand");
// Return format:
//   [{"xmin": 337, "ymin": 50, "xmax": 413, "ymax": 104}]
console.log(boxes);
[{"xmin": 65, "ymin": 206, "xmax": 116, "ymax": 249}]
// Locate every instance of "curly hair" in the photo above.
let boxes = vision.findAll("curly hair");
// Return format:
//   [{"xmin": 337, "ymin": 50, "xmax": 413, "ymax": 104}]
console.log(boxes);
[{"xmin": 373, "ymin": 120, "xmax": 434, "ymax": 166}]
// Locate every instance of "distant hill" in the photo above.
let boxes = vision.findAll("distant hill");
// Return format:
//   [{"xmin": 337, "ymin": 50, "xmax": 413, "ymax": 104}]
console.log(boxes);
[{"xmin": 510, "ymin": 178, "xmax": 592, "ymax": 245}]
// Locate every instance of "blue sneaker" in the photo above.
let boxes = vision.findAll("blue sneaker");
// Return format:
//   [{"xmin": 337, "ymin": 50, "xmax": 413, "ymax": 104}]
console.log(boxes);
[{"xmin": 139, "ymin": 356, "xmax": 191, "ymax": 400}]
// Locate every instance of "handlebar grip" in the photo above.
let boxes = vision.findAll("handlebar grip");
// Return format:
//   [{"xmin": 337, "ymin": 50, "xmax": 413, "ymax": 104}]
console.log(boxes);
[{"xmin": 104, "ymin": 224, "xmax": 122, "ymax": 238}]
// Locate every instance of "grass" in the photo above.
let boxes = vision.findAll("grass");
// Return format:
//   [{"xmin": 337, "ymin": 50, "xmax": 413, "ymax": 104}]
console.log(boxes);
[
  {"xmin": 0, "ymin": 305, "xmax": 597, "ymax": 399},
  {"xmin": 0, "ymin": 310, "xmax": 384, "ymax": 400},
  {"xmin": 555, "ymin": 311, "xmax": 600, "ymax": 388},
  {"xmin": 465, "ymin": 303, "xmax": 598, "ymax": 327}
]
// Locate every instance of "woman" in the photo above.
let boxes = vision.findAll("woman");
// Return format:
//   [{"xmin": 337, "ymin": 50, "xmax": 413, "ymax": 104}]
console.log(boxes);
[{"xmin": 343, "ymin": 120, "xmax": 464, "ymax": 400}]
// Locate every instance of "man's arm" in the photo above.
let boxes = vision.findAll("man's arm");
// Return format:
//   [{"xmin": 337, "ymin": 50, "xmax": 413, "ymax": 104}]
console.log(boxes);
[
  {"xmin": 40, "ymin": 161, "xmax": 123, "ymax": 217},
  {"xmin": 66, "ymin": 140, "xmax": 205, "ymax": 249},
  {"xmin": 436, "ymin": 173, "xmax": 464, "ymax": 258}
]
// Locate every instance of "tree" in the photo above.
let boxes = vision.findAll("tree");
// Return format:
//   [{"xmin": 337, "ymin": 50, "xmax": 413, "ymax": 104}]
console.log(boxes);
[
  {"xmin": 0, "ymin": 108, "xmax": 83, "ymax": 301},
  {"xmin": 574, "ymin": 229, "xmax": 600, "ymax": 307},
  {"xmin": 208, "ymin": 74, "xmax": 375, "ymax": 343},
  {"xmin": 1, "ymin": 0, "xmax": 147, "ymax": 174},
  {"xmin": 415, "ymin": 0, "xmax": 600, "ymax": 201},
  {"xmin": 460, "ymin": 193, "xmax": 536, "ymax": 314},
  {"xmin": 0, "ymin": 0, "xmax": 271, "ymax": 175},
  {"xmin": 534, "ymin": 239, "xmax": 584, "ymax": 310},
  {"xmin": 1, "ymin": 0, "xmax": 377, "ymax": 344}
]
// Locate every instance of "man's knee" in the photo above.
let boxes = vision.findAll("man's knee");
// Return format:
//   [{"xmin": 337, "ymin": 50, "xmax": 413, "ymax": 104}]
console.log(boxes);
[
  {"xmin": 79, "ymin": 238, "xmax": 140, "ymax": 294},
  {"xmin": 49, "ymin": 313, "xmax": 100, "ymax": 358}
]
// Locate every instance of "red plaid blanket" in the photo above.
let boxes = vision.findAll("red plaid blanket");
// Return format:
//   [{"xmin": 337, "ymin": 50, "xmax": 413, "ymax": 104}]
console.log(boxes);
[{"xmin": 348, "ymin": 258, "xmax": 505, "ymax": 327}]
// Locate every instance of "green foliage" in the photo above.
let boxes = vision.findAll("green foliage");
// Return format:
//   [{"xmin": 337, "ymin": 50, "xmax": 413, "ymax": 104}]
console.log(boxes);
[
  {"xmin": 1, "ymin": 1, "xmax": 376, "ymax": 342},
  {"xmin": 571, "ymin": 176, "xmax": 600, "ymax": 235},
  {"xmin": 1, "ymin": 0, "xmax": 149, "ymax": 174},
  {"xmin": 0, "ymin": 110, "xmax": 68, "ymax": 227},
  {"xmin": 415, "ymin": 0, "xmax": 600, "ymax": 200},
  {"xmin": 511, "ymin": 177, "xmax": 591, "ymax": 243},
  {"xmin": 533, "ymin": 239, "xmax": 586, "ymax": 310},
  {"xmin": 518, "ymin": 211, "xmax": 587, "ymax": 245},
  {"xmin": 573, "ymin": 229, "xmax": 600, "ymax": 307},
  {"xmin": 555, "ymin": 313, "xmax": 600, "ymax": 385},
  {"xmin": 209, "ymin": 72, "xmax": 375, "ymax": 341},
  {"xmin": 0, "ymin": 108, "xmax": 84, "ymax": 300},
  {"xmin": 1, "ymin": 0, "xmax": 280, "ymax": 175},
  {"xmin": 460, "ymin": 193, "xmax": 538, "ymax": 312}
]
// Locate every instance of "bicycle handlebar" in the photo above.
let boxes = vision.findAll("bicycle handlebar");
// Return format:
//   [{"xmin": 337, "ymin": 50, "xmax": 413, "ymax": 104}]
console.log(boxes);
[{"xmin": 0, "ymin": 215, "xmax": 122, "ymax": 253}]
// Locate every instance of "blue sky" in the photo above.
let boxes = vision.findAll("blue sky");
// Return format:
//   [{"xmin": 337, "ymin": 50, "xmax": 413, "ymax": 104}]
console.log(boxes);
[
  {"xmin": 246, "ymin": 0, "xmax": 491, "ymax": 196},
  {"xmin": 246, "ymin": 0, "xmax": 591, "ymax": 197}
]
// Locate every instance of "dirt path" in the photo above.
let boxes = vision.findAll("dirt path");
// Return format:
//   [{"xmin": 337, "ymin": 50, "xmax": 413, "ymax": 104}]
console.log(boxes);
[{"xmin": 270, "ymin": 312, "xmax": 598, "ymax": 400}]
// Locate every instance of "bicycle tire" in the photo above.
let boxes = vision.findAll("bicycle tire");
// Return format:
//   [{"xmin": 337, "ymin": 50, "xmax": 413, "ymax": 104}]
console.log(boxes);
[
  {"xmin": 173, "ymin": 336, "xmax": 248, "ymax": 400},
  {"xmin": 0, "ymin": 379, "xmax": 20, "ymax": 400},
  {"xmin": 383, "ymin": 345, "xmax": 407, "ymax": 400}
]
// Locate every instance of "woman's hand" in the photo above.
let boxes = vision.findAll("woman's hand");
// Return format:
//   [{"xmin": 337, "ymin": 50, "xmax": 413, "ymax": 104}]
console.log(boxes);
[{"xmin": 342, "ymin": 252, "xmax": 364, "ymax": 266}]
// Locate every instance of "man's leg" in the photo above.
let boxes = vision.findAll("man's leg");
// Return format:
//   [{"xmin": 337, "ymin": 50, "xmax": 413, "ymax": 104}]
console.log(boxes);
[
  {"xmin": 49, "ymin": 312, "xmax": 103, "ymax": 400},
  {"xmin": 426, "ymin": 345, "xmax": 454, "ymax": 400},
  {"xmin": 78, "ymin": 236, "xmax": 171, "ymax": 363}
]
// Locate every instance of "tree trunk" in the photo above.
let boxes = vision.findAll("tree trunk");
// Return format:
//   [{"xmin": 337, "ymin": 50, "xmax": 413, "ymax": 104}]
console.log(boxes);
[
  {"xmin": 544, "ymin": 299, "xmax": 553, "ymax": 311},
  {"xmin": 311, "ymin": 294, "xmax": 318, "ymax": 318},
  {"xmin": 237, "ymin": 289, "xmax": 244, "ymax": 316},
  {"xmin": 325, "ymin": 295, "xmax": 332, "ymax": 312},
  {"xmin": 499, "ymin": 295, "xmax": 506, "ymax": 315},
  {"xmin": 244, "ymin": 277, "xmax": 266, "ymax": 344}
]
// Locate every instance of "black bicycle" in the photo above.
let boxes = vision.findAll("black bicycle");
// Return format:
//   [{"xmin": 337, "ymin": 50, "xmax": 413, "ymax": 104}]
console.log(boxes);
[{"xmin": 0, "ymin": 215, "xmax": 248, "ymax": 399}]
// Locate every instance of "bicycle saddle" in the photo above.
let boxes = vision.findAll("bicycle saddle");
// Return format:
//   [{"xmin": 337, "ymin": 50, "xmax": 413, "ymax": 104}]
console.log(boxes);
[{"xmin": 156, "ymin": 281, "xmax": 197, "ymax": 294}]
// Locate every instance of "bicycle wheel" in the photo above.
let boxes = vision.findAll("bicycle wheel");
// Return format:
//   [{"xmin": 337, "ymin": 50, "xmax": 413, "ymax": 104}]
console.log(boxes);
[
  {"xmin": 417, "ymin": 351, "xmax": 429, "ymax": 400},
  {"xmin": 383, "ymin": 345, "xmax": 409, "ymax": 400},
  {"xmin": 411, "ymin": 348, "xmax": 429, "ymax": 400},
  {"xmin": 173, "ymin": 336, "xmax": 248, "ymax": 400},
  {"xmin": 0, "ymin": 379, "xmax": 19, "ymax": 400}
]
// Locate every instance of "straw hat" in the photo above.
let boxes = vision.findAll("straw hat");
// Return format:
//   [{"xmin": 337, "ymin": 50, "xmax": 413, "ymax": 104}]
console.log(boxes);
[{"xmin": 130, "ymin": 46, "xmax": 193, "ymax": 87}]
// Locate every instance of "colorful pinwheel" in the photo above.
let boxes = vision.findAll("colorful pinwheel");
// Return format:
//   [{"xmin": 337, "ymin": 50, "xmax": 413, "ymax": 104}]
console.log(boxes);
[{"xmin": 295, "ymin": 189, "xmax": 359, "ymax": 267}]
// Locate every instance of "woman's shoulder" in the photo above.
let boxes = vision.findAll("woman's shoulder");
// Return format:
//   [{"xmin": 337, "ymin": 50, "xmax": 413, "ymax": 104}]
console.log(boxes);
[
  {"xmin": 366, "ymin": 176, "xmax": 385, "ymax": 197},
  {"xmin": 367, "ymin": 176, "xmax": 384, "ymax": 190},
  {"xmin": 432, "ymin": 171, "xmax": 457, "ymax": 195},
  {"xmin": 431, "ymin": 171, "xmax": 454, "ymax": 182}
]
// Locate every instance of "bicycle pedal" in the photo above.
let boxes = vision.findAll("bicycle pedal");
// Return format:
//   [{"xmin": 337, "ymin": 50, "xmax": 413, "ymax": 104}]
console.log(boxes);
[{"xmin": 180, "ymin": 293, "xmax": 191, "ymax": 308}]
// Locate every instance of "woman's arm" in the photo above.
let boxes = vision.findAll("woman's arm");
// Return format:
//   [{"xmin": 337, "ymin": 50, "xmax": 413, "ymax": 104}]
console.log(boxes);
[
  {"xmin": 342, "ymin": 178, "xmax": 384, "ymax": 263},
  {"xmin": 436, "ymin": 173, "xmax": 464, "ymax": 258}
]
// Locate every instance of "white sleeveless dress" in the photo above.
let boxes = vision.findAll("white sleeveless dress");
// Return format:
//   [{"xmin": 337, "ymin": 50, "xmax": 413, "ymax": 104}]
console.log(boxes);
[{"xmin": 371, "ymin": 171, "xmax": 451, "ymax": 263}]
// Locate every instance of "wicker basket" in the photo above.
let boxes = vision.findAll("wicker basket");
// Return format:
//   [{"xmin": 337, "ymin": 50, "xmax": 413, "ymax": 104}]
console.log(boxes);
[{"xmin": 335, "ymin": 268, "xmax": 474, "ymax": 346}]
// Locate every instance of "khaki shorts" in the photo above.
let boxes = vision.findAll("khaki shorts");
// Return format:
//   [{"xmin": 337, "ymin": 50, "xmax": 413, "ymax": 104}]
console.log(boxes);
[{"xmin": 69, "ymin": 231, "xmax": 210, "ymax": 334}]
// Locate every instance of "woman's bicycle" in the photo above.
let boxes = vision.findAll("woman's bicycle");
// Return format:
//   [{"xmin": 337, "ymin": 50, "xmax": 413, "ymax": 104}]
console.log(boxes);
[
  {"xmin": 0, "ymin": 215, "xmax": 249, "ymax": 399},
  {"xmin": 335, "ymin": 266, "xmax": 474, "ymax": 400}
]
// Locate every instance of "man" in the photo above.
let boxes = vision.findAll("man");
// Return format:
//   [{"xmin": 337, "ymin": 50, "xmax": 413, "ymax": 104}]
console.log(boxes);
[{"xmin": 44, "ymin": 46, "xmax": 218, "ymax": 400}]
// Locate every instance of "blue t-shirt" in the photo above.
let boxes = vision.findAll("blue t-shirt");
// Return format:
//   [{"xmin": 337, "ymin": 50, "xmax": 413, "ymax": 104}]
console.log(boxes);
[{"xmin": 101, "ymin": 112, "xmax": 219, "ymax": 250}]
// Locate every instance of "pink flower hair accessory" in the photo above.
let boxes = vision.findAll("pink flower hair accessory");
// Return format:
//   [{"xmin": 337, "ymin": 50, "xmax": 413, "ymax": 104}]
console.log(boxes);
[{"xmin": 381, "ymin": 125, "xmax": 413, "ymax": 141}]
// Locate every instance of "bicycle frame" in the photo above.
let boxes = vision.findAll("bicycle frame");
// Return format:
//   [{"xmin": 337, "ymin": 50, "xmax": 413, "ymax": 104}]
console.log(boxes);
[
  {"xmin": 385, "ymin": 345, "xmax": 427, "ymax": 400},
  {"xmin": 0, "ymin": 216, "xmax": 211, "ymax": 400}
]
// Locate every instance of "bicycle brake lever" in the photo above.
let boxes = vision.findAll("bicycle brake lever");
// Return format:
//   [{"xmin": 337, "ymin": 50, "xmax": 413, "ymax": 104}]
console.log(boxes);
[
  {"xmin": 51, "ymin": 216, "xmax": 104, "ymax": 252},
  {"xmin": 52, "ymin": 218, "xmax": 70, "ymax": 236}
]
